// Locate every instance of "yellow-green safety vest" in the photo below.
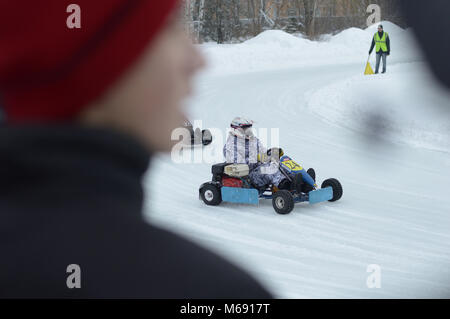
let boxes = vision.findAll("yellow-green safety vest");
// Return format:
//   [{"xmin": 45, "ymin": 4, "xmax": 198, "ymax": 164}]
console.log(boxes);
[{"xmin": 374, "ymin": 32, "xmax": 388, "ymax": 52}]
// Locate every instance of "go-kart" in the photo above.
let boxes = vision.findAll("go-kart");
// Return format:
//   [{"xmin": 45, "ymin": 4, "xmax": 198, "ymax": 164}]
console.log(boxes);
[
  {"xmin": 199, "ymin": 154, "xmax": 343, "ymax": 215},
  {"xmin": 184, "ymin": 119, "xmax": 212, "ymax": 146}
]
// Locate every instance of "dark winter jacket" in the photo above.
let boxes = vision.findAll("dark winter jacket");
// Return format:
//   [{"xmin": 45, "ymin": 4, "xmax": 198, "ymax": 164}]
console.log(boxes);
[
  {"xmin": 369, "ymin": 31, "xmax": 391, "ymax": 54},
  {"xmin": 0, "ymin": 125, "xmax": 272, "ymax": 298}
]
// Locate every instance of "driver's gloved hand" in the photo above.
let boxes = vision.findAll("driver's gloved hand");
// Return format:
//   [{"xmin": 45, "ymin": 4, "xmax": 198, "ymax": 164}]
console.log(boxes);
[{"xmin": 257, "ymin": 153, "xmax": 269, "ymax": 163}]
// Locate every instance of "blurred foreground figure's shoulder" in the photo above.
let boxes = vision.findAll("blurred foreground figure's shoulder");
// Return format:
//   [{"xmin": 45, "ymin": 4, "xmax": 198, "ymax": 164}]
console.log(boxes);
[
  {"xmin": 0, "ymin": 0, "xmax": 269, "ymax": 298},
  {"xmin": 0, "ymin": 125, "xmax": 272, "ymax": 299},
  {"xmin": 130, "ymin": 224, "xmax": 273, "ymax": 299}
]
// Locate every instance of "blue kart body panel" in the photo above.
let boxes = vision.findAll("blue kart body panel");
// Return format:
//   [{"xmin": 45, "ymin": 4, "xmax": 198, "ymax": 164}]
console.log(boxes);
[
  {"xmin": 221, "ymin": 186, "xmax": 333, "ymax": 205},
  {"xmin": 280, "ymin": 155, "xmax": 316, "ymax": 187},
  {"xmin": 221, "ymin": 187, "xmax": 259, "ymax": 205},
  {"xmin": 308, "ymin": 187, "xmax": 333, "ymax": 204}
]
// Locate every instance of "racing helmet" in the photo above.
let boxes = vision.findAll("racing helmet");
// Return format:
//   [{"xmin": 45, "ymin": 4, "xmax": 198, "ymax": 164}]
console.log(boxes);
[
  {"xmin": 230, "ymin": 117, "xmax": 253, "ymax": 130},
  {"xmin": 230, "ymin": 117, "xmax": 254, "ymax": 138}
]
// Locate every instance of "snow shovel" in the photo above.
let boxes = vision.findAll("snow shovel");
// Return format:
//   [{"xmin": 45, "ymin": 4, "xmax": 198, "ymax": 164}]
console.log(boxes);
[{"xmin": 364, "ymin": 54, "xmax": 374, "ymax": 75}]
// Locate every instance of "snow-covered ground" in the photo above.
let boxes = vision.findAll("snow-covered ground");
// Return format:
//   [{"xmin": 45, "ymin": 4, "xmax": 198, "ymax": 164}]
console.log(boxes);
[
  {"xmin": 200, "ymin": 21, "xmax": 422, "ymax": 76},
  {"xmin": 307, "ymin": 62, "xmax": 450, "ymax": 153},
  {"xmin": 144, "ymin": 22, "xmax": 450, "ymax": 298}
]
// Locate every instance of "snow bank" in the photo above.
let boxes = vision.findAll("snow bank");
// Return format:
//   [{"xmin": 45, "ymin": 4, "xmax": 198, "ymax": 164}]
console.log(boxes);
[
  {"xmin": 199, "ymin": 21, "xmax": 423, "ymax": 76},
  {"xmin": 307, "ymin": 62, "xmax": 450, "ymax": 152},
  {"xmin": 244, "ymin": 30, "xmax": 308, "ymax": 47}
]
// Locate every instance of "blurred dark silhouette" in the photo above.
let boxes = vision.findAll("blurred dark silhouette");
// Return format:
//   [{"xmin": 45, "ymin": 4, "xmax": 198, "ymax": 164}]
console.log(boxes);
[
  {"xmin": 0, "ymin": 0, "xmax": 272, "ymax": 298},
  {"xmin": 402, "ymin": 0, "xmax": 450, "ymax": 90}
]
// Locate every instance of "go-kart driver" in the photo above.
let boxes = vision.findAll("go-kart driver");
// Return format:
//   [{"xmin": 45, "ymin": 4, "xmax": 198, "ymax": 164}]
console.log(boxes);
[{"xmin": 223, "ymin": 117, "xmax": 303, "ymax": 192}]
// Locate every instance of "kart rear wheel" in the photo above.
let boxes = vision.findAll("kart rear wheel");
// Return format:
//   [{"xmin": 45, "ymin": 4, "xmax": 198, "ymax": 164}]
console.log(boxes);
[
  {"xmin": 321, "ymin": 178, "xmax": 343, "ymax": 202},
  {"xmin": 272, "ymin": 190, "xmax": 295, "ymax": 215},
  {"xmin": 200, "ymin": 183, "xmax": 222, "ymax": 206}
]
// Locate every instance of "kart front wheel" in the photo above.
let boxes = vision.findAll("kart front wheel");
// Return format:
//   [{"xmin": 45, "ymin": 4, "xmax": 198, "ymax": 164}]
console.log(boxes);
[
  {"xmin": 321, "ymin": 178, "xmax": 343, "ymax": 202},
  {"xmin": 272, "ymin": 190, "xmax": 294, "ymax": 215},
  {"xmin": 200, "ymin": 183, "xmax": 222, "ymax": 206}
]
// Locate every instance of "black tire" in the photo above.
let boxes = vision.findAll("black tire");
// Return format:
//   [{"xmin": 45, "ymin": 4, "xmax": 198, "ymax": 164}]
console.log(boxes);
[
  {"xmin": 321, "ymin": 178, "xmax": 343, "ymax": 202},
  {"xmin": 307, "ymin": 168, "xmax": 316, "ymax": 181},
  {"xmin": 202, "ymin": 129, "xmax": 212, "ymax": 146},
  {"xmin": 272, "ymin": 190, "xmax": 295, "ymax": 215},
  {"xmin": 200, "ymin": 183, "xmax": 222, "ymax": 206}
]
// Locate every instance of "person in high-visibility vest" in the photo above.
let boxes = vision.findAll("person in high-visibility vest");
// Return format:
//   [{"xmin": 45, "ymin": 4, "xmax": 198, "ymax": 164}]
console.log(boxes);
[{"xmin": 369, "ymin": 24, "xmax": 391, "ymax": 74}]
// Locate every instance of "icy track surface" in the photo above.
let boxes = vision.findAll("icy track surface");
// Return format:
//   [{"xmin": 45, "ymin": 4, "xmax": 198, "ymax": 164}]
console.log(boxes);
[{"xmin": 144, "ymin": 26, "xmax": 450, "ymax": 298}]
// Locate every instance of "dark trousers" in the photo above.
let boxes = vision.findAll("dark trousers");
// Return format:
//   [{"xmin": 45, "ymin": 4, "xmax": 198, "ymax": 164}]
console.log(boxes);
[{"xmin": 375, "ymin": 52, "xmax": 387, "ymax": 73}]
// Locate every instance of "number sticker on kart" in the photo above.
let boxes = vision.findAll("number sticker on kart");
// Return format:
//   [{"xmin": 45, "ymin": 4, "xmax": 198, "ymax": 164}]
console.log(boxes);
[{"xmin": 281, "ymin": 160, "xmax": 303, "ymax": 172}]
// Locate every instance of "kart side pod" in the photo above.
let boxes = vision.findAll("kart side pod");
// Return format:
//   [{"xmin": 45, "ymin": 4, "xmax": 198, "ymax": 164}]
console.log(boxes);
[
  {"xmin": 221, "ymin": 187, "xmax": 259, "ymax": 205},
  {"xmin": 221, "ymin": 186, "xmax": 333, "ymax": 206}
]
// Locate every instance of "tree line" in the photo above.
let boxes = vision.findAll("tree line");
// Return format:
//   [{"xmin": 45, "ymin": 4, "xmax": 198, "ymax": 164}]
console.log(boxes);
[{"xmin": 183, "ymin": 0, "xmax": 405, "ymax": 43}]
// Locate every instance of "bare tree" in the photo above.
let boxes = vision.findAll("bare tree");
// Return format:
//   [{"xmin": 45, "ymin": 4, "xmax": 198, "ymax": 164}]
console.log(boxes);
[
  {"xmin": 303, "ymin": 0, "xmax": 319, "ymax": 38},
  {"xmin": 247, "ymin": 0, "xmax": 260, "ymax": 36},
  {"xmin": 197, "ymin": 0, "xmax": 206, "ymax": 42}
]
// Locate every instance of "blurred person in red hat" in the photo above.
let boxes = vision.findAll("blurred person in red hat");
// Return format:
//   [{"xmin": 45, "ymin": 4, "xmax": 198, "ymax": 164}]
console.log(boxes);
[{"xmin": 0, "ymin": 0, "xmax": 272, "ymax": 298}]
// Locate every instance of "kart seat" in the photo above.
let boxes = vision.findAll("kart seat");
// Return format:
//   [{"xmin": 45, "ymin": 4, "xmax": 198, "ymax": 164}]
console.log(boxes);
[
  {"xmin": 224, "ymin": 164, "xmax": 250, "ymax": 178},
  {"xmin": 212, "ymin": 163, "xmax": 228, "ymax": 175}
]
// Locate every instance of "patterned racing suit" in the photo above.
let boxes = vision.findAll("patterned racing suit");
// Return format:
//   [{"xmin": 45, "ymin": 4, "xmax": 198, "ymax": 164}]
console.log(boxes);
[{"xmin": 223, "ymin": 133, "xmax": 285, "ymax": 188}]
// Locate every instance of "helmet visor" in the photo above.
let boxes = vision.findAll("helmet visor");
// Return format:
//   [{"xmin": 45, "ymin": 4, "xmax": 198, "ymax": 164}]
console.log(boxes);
[{"xmin": 231, "ymin": 124, "xmax": 252, "ymax": 129}]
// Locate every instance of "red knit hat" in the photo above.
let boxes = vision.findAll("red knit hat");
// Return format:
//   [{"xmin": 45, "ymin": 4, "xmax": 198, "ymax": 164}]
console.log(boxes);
[{"xmin": 0, "ymin": 0, "xmax": 179, "ymax": 123}]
